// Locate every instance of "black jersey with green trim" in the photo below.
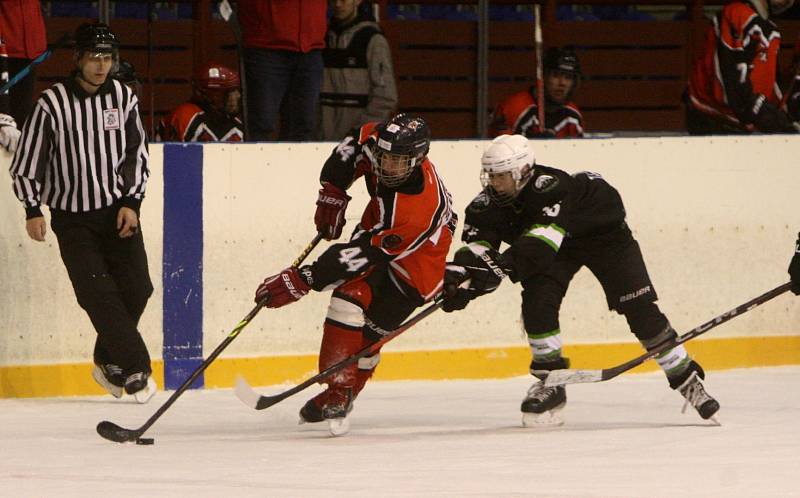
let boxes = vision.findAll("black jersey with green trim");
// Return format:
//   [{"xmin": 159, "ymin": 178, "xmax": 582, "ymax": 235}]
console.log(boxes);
[{"xmin": 461, "ymin": 165, "xmax": 626, "ymax": 282}]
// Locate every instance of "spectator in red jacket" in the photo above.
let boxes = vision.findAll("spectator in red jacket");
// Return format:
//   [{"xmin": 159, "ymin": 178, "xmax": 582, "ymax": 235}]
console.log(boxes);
[
  {"xmin": 0, "ymin": 0, "xmax": 47, "ymax": 127},
  {"xmin": 237, "ymin": 0, "xmax": 327, "ymax": 141}
]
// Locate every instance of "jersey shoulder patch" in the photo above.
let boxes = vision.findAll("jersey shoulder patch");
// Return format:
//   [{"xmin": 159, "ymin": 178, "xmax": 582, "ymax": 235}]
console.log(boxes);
[
  {"xmin": 533, "ymin": 174, "xmax": 559, "ymax": 193},
  {"xmin": 466, "ymin": 191, "xmax": 492, "ymax": 213}
]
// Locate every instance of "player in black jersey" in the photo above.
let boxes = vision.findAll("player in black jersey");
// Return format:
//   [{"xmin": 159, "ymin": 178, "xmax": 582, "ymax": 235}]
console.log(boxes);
[{"xmin": 442, "ymin": 134, "xmax": 720, "ymax": 426}]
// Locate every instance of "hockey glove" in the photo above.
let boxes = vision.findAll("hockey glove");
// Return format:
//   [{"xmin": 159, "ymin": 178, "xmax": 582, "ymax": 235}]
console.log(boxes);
[
  {"xmin": 0, "ymin": 113, "xmax": 20, "ymax": 153},
  {"xmin": 255, "ymin": 266, "xmax": 312, "ymax": 308},
  {"xmin": 790, "ymin": 233, "xmax": 800, "ymax": 296},
  {"xmin": 441, "ymin": 243, "xmax": 507, "ymax": 313},
  {"xmin": 314, "ymin": 182, "xmax": 351, "ymax": 240}
]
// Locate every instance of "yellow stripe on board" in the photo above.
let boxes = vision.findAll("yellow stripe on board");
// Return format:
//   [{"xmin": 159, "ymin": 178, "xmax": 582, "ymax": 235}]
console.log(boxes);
[
  {"xmin": 1, "ymin": 336, "xmax": 798, "ymax": 398},
  {"xmin": 0, "ymin": 361, "xmax": 164, "ymax": 398}
]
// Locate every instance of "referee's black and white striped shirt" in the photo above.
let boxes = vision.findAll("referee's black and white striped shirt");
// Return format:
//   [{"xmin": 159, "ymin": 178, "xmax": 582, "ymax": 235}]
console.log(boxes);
[{"xmin": 9, "ymin": 75, "xmax": 149, "ymax": 218}]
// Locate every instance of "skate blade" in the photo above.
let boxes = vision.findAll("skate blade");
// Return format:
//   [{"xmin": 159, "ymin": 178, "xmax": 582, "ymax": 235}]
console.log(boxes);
[
  {"xmin": 327, "ymin": 417, "xmax": 350, "ymax": 437},
  {"xmin": 133, "ymin": 377, "xmax": 157, "ymax": 404},
  {"xmin": 522, "ymin": 406, "xmax": 564, "ymax": 428},
  {"xmin": 708, "ymin": 414, "xmax": 721, "ymax": 426},
  {"xmin": 91, "ymin": 366, "xmax": 123, "ymax": 399}
]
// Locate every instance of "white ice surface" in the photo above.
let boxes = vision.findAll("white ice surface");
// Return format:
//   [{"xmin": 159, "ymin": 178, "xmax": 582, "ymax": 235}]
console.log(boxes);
[{"xmin": 1, "ymin": 366, "xmax": 799, "ymax": 498}]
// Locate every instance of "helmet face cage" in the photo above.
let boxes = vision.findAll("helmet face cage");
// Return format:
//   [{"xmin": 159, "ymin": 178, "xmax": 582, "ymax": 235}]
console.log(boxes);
[
  {"xmin": 480, "ymin": 168, "xmax": 530, "ymax": 206},
  {"xmin": 370, "ymin": 114, "xmax": 430, "ymax": 188}
]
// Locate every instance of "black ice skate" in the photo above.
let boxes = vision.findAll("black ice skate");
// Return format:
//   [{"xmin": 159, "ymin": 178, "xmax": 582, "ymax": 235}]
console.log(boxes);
[
  {"xmin": 91, "ymin": 363, "xmax": 124, "ymax": 398},
  {"xmin": 678, "ymin": 371, "xmax": 720, "ymax": 423},
  {"xmin": 521, "ymin": 382, "xmax": 566, "ymax": 427},
  {"xmin": 124, "ymin": 371, "xmax": 157, "ymax": 404},
  {"xmin": 299, "ymin": 387, "xmax": 354, "ymax": 436}
]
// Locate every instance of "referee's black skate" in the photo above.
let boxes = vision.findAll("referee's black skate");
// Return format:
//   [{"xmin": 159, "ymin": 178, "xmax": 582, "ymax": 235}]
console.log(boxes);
[
  {"xmin": 91, "ymin": 363, "xmax": 124, "ymax": 398},
  {"xmin": 124, "ymin": 371, "xmax": 157, "ymax": 404}
]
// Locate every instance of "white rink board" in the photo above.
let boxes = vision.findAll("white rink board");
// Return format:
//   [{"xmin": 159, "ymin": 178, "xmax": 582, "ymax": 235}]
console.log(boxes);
[
  {"xmin": 0, "ymin": 147, "xmax": 164, "ymax": 365},
  {"xmin": 1, "ymin": 136, "xmax": 798, "ymax": 367}
]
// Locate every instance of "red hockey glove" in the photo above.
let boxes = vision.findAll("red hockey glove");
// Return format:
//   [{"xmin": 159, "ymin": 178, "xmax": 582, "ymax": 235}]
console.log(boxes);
[
  {"xmin": 255, "ymin": 267, "xmax": 312, "ymax": 308},
  {"xmin": 314, "ymin": 182, "xmax": 350, "ymax": 240},
  {"xmin": 790, "ymin": 233, "xmax": 800, "ymax": 296}
]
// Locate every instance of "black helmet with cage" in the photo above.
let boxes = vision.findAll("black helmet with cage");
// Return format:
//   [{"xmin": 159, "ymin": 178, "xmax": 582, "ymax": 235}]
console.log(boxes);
[{"xmin": 369, "ymin": 113, "xmax": 431, "ymax": 188}]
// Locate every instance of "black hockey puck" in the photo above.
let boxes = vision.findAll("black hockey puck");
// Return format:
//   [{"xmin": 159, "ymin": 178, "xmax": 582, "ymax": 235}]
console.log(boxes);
[{"xmin": 136, "ymin": 437, "xmax": 154, "ymax": 445}]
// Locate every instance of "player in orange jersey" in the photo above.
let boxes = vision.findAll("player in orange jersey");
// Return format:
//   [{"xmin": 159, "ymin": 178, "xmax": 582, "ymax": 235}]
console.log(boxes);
[
  {"xmin": 253, "ymin": 113, "xmax": 456, "ymax": 435},
  {"xmin": 490, "ymin": 47, "xmax": 584, "ymax": 139},
  {"xmin": 156, "ymin": 62, "xmax": 244, "ymax": 142},
  {"xmin": 686, "ymin": 0, "xmax": 798, "ymax": 134}
]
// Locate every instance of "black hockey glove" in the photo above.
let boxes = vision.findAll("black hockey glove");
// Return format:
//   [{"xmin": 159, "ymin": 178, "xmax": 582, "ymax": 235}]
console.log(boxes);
[
  {"xmin": 752, "ymin": 97, "xmax": 798, "ymax": 133},
  {"xmin": 441, "ymin": 243, "xmax": 507, "ymax": 313},
  {"xmin": 790, "ymin": 233, "xmax": 800, "ymax": 296}
]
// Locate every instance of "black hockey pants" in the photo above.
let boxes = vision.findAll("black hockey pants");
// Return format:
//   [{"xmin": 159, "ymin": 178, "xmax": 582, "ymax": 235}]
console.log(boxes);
[
  {"xmin": 520, "ymin": 224, "xmax": 670, "ymax": 344},
  {"xmin": 51, "ymin": 206, "xmax": 153, "ymax": 375}
]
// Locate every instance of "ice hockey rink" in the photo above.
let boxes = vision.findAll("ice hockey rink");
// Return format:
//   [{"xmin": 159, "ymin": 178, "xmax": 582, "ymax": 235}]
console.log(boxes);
[{"xmin": 1, "ymin": 366, "xmax": 797, "ymax": 497}]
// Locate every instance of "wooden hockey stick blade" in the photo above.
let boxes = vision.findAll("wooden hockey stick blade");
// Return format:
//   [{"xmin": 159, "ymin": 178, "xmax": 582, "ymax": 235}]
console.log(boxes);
[{"xmin": 543, "ymin": 282, "xmax": 791, "ymax": 387}]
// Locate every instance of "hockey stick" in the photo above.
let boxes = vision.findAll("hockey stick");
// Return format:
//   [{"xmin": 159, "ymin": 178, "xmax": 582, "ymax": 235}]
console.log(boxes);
[
  {"xmin": 0, "ymin": 33, "xmax": 72, "ymax": 95},
  {"xmin": 543, "ymin": 282, "xmax": 792, "ymax": 387},
  {"xmin": 218, "ymin": 0, "xmax": 249, "ymax": 140},
  {"xmin": 235, "ymin": 297, "xmax": 445, "ymax": 410},
  {"xmin": 96, "ymin": 233, "xmax": 324, "ymax": 443},
  {"xmin": 533, "ymin": 4, "xmax": 546, "ymax": 134}
]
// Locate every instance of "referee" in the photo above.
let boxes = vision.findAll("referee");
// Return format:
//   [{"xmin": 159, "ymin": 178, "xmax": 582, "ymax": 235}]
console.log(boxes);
[{"xmin": 9, "ymin": 23, "xmax": 156, "ymax": 403}]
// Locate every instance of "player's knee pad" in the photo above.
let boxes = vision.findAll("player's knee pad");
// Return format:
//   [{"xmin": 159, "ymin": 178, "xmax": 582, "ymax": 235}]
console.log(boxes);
[
  {"xmin": 621, "ymin": 301, "xmax": 673, "ymax": 345},
  {"xmin": 325, "ymin": 296, "xmax": 365, "ymax": 330}
]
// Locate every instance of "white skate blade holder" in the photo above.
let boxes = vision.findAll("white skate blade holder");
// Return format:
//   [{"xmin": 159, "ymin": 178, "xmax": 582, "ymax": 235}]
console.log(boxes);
[
  {"xmin": 328, "ymin": 417, "xmax": 350, "ymax": 437},
  {"xmin": 91, "ymin": 366, "xmax": 123, "ymax": 399},
  {"xmin": 133, "ymin": 376, "xmax": 157, "ymax": 404},
  {"xmin": 522, "ymin": 406, "xmax": 564, "ymax": 428}
]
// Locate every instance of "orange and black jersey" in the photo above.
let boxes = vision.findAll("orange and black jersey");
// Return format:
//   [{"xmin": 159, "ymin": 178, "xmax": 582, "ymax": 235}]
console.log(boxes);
[
  {"xmin": 489, "ymin": 88, "xmax": 584, "ymax": 139},
  {"xmin": 687, "ymin": 0, "xmax": 785, "ymax": 131},
  {"xmin": 308, "ymin": 123, "xmax": 456, "ymax": 301},
  {"xmin": 462, "ymin": 166, "xmax": 625, "ymax": 283},
  {"xmin": 156, "ymin": 101, "xmax": 243, "ymax": 142}
]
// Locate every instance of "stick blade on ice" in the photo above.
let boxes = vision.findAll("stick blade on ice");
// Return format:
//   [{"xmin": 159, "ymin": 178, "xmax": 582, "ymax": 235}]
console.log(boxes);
[
  {"xmin": 96, "ymin": 420, "xmax": 140, "ymax": 443},
  {"xmin": 543, "ymin": 369, "xmax": 603, "ymax": 387}
]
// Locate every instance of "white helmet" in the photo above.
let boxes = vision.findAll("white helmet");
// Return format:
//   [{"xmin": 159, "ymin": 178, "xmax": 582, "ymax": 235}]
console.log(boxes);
[{"xmin": 480, "ymin": 134, "xmax": 535, "ymax": 205}]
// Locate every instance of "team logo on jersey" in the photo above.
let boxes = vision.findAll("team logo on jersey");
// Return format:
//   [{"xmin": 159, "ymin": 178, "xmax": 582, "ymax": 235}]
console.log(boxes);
[
  {"xmin": 382, "ymin": 234, "xmax": 403, "ymax": 249},
  {"xmin": 468, "ymin": 192, "xmax": 491, "ymax": 212},
  {"xmin": 103, "ymin": 109, "xmax": 120, "ymax": 130},
  {"xmin": 533, "ymin": 174, "xmax": 558, "ymax": 192}
]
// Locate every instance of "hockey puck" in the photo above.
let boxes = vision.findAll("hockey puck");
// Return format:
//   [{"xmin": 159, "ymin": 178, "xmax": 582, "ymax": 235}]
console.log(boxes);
[{"xmin": 135, "ymin": 437, "xmax": 154, "ymax": 445}]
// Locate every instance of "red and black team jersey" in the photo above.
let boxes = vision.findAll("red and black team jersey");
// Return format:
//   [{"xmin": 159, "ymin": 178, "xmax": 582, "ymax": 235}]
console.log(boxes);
[
  {"xmin": 156, "ymin": 101, "xmax": 243, "ymax": 142},
  {"xmin": 688, "ymin": 0, "xmax": 784, "ymax": 131},
  {"xmin": 308, "ymin": 123, "xmax": 456, "ymax": 302},
  {"xmin": 489, "ymin": 88, "xmax": 584, "ymax": 139}
]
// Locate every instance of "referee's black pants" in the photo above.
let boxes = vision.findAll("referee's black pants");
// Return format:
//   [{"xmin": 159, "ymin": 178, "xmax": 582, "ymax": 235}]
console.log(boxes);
[
  {"xmin": 520, "ymin": 224, "xmax": 671, "ymax": 355},
  {"xmin": 51, "ymin": 206, "xmax": 153, "ymax": 376}
]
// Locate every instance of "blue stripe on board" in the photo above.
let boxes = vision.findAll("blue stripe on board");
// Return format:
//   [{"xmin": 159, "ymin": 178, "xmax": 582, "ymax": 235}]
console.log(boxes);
[{"xmin": 162, "ymin": 143, "xmax": 204, "ymax": 390}]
